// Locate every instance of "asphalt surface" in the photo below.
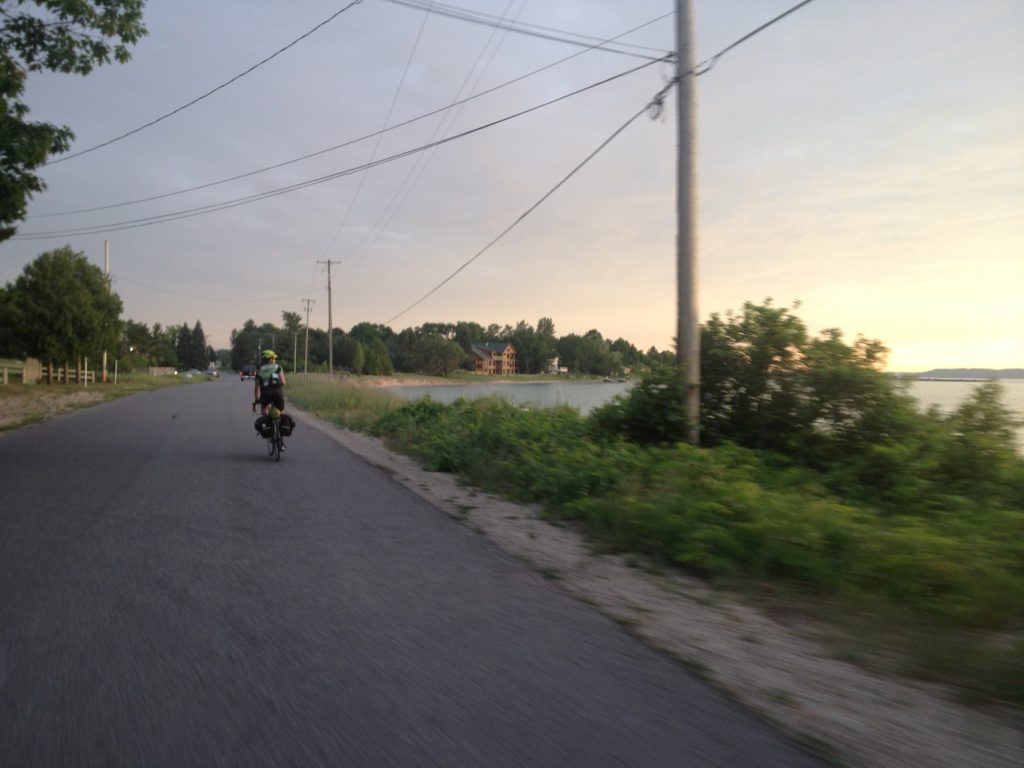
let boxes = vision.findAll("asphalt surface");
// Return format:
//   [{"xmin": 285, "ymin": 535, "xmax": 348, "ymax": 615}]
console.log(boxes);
[{"xmin": 0, "ymin": 381, "xmax": 827, "ymax": 767}]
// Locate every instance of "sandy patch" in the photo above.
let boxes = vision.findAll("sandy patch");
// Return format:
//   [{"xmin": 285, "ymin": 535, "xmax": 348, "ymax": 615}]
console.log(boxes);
[
  {"xmin": 292, "ymin": 405, "xmax": 1023, "ymax": 768},
  {"xmin": 0, "ymin": 389, "xmax": 106, "ymax": 429}
]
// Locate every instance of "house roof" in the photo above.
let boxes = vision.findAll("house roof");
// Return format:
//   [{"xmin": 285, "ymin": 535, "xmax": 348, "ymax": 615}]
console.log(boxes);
[{"xmin": 471, "ymin": 342, "xmax": 515, "ymax": 356}]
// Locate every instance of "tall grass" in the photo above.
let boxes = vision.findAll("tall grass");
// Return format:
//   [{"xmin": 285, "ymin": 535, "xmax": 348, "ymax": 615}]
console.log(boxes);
[{"xmin": 287, "ymin": 378, "xmax": 401, "ymax": 430}]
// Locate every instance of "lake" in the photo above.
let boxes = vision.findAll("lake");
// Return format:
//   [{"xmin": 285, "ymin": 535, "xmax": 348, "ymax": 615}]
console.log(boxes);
[
  {"xmin": 386, "ymin": 380, "xmax": 634, "ymax": 414},
  {"xmin": 386, "ymin": 377, "xmax": 1024, "ymax": 447}
]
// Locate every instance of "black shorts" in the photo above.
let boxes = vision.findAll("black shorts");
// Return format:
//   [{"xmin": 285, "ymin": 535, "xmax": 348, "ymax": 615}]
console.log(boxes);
[{"xmin": 259, "ymin": 387, "xmax": 285, "ymax": 412}]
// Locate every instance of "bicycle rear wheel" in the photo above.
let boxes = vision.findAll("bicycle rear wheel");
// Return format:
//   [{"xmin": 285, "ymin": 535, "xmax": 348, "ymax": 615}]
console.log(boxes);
[{"xmin": 272, "ymin": 421, "xmax": 282, "ymax": 462}]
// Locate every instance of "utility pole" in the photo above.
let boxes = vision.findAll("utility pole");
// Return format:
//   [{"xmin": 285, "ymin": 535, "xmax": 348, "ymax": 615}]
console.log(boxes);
[
  {"xmin": 317, "ymin": 260, "xmax": 340, "ymax": 374},
  {"xmin": 676, "ymin": 0, "xmax": 700, "ymax": 445},
  {"xmin": 301, "ymin": 298, "xmax": 315, "ymax": 373},
  {"xmin": 102, "ymin": 240, "xmax": 109, "ymax": 383}
]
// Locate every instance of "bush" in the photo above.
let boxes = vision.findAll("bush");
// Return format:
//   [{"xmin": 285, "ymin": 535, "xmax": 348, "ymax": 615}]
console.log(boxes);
[
  {"xmin": 590, "ymin": 365, "xmax": 688, "ymax": 446},
  {"xmin": 374, "ymin": 397, "xmax": 643, "ymax": 505}
]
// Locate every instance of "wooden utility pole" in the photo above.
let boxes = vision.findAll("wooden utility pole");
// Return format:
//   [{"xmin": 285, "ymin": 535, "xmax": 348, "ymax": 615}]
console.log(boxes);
[
  {"xmin": 317, "ymin": 260, "xmax": 340, "ymax": 374},
  {"xmin": 301, "ymin": 298, "xmax": 315, "ymax": 373},
  {"xmin": 102, "ymin": 240, "xmax": 109, "ymax": 383},
  {"xmin": 676, "ymin": 0, "xmax": 700, "ymax": 445}
]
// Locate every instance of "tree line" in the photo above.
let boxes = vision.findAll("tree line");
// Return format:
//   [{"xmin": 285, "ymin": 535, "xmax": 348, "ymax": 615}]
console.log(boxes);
[
  {"xmin": 0, "ymin": 247, "xmax": 212, "ymax": 372},
  {"xmin": 229, "ymin": 316, "xmax": 676, "ymax": 377},
  {"xmin": 0, "ymin": 247, "xmax": 670, "ymax": 378}
]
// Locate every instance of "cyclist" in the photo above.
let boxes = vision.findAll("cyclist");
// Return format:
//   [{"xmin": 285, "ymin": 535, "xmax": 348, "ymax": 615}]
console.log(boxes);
[{"xmin": 254, "ymin": 349, "xmax": 287, "ymax": 419}]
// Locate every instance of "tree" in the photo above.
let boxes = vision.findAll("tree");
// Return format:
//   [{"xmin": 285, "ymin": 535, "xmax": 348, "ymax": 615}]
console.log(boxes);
[
  {"xmin": 0, "ymin": 1, "xmax": 146, "ymax": 240},
  {"xmin": 190, "ymin": 321, "xmax": 209, "ymax": 368},
  {"xmin": 363, "ymin": 337, "xmax": 393, "ymax": 376},
  {"xmin": 412, "ymin": 334, "xmax": 465, "ymax": 377},
  {"xmin": 0, "ymin": 281, "xmax": 19, "ymax": 354},
  {"xmin": 591, "ymin": 365, "xmax": 688, "ymax": 446},
  {"xmin": 506, "ymin": 319, "xmax": 554, "ymax": 374},
  {"xmin": 229, "ymin": 319, "xmax": 283, "ymax": 370},
  {"xmin": 174, "ymin": 320, "xmax": 209, "ymax": 370},
  {"xmin": 349, "ymin": 322, "xmax": 392, "ymax": 345},
  {"xmin": 118, "ymin": 319, "xmax": 153, "ymax": 369},
  {"xmin": 555, "ymin": 329, "xmax": 616, "ymax": 376},
  {"xmin": 174, "ymin": 324, "xmax": 193, "ymax": 369},
  {"xmin": 281, "ymin": 311, "xmax": 302, "ymax": 334},
  {"xmin": 281, "ymin": 310, "xmax": 302, "ymax": 369},
  {"xmin": 700, "ymin": 299, "xmax": 809, "ymax": 449},
  {"xmin": 4, "ymin": 246, "xmax": 122, "ymax": 362},
  {"xmin": 150, "ymin": 322, "xmax": 177, "ymax": 366},
  {"xmin": 229, "ymin": 320, "xmax": 258, "ymax": 370},
  {"xmin": 452, "ymin": 321, "xmax": 484, "ymax": 353},
  {"xmin": 935, "ymin": 380, "xmax": 1024, "ymax": 504},
  {"xmin": 351, "ymin": 340, "xmax": 365, "ymax": 375}
]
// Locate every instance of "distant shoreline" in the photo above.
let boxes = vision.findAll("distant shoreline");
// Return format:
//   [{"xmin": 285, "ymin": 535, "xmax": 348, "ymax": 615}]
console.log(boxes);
[
  {"xmin": 915, "ymin": 377, "xmax": 995, "ymax": 383},
  {"xmin": 896, "ymin": 368, "xmax": 1024, "ymax": 381}
]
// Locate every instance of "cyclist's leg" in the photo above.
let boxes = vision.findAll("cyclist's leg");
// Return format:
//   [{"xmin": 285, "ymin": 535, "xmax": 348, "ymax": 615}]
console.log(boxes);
[{"xmin": 271, "ymin": 391, "xmax": 286, "ymax": 448}]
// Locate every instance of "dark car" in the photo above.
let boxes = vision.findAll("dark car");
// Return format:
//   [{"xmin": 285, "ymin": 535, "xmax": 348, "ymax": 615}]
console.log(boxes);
[{"xmin": 240, "ymin": 364, "xmax": 257, "ymax": 381}]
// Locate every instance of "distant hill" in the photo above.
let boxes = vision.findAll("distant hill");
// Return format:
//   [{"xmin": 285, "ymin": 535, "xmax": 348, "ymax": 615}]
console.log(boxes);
[{"xmin": 914, "ymin": 368, "xmax": 1024, "ymax": 380}]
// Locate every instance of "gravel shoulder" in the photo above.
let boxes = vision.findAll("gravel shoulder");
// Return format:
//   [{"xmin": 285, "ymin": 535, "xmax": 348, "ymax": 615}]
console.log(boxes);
[{"xmin": 291, "ymin": 405, "xmax": 1024, "ymax": 768}]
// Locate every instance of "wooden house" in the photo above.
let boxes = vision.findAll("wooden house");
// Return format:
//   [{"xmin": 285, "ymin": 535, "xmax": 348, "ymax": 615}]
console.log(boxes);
[{"xmin": 471, "ymin": 342, "xmax": 517, "ymax": 375}]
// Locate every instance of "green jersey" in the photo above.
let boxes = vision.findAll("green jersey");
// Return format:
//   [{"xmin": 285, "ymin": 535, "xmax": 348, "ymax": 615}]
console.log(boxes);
[{"xmin": 258, "ymin": 362, "xmax": 283, "ymax": 387}]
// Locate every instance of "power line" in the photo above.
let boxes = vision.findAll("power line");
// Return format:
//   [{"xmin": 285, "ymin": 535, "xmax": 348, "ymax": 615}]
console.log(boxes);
[
  {"xmin": 383, "ymin": 81, "xmax": 673, "ymax": 326},
  {"xmin": 43, "ymin": 0, "xmax": 367, "ymax": 166},
  {"xmin": 17, "ymin": 0, "xmax": 814, "ymax": 250},
  {"xmin": 318, "ymin": 0, "xmax": 433, "ymax": 262},
  {"xmin": 112, "ymin": 272, "xmax": 322, "ymax": 304},
  {"xmin": 694, "ymin": 0, "xmax": 818, "ymax": 75},
  {"xmin": 381, "ymin": 0, "xmax": 669, "ymax": 60},
  {"xmin": 31, "ymin": 12, "xmax": 673, "ymax": 220},
  {"xmin": 13, "ymin": 57, "xmax": 667, "ymax": 240},
  {"xmin": 382, "ymin": 0, "xmax": 820, "ymax": 324},
  {"xmin": 341, "ymin": 0, "xmax": 527, "ymax": 276}
]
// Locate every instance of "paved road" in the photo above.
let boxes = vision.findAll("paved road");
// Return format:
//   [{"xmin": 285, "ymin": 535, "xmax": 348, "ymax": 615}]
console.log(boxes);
[{"xmin": 0, "ymin": 382, "xmax": 826, "ymax": 767}]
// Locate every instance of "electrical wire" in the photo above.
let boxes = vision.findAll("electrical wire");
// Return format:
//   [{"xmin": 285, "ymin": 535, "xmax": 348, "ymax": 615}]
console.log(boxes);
[
  {"xmin": 16, "ymin": 0, "xmax": 814, "ymax": 242},
  {"xmin": 11, "ymin": 57, "xmax": 668, "ymax": 240},
  {"xmin": 113, "ymin": 272, "xmax": 323, "ymax": 304},
  {"xmin": 318, "ymin": 0, "xmax": 433, "ymax": 261},
  {"xmin": 380, "ymin": 0, "xmax": 668, "ymax": 60},
  {"xmin": 30, "ymin": 11, "xmax": 673, "ymax": 220},
  {"xmin": 695, "ymin": 0, "xmax": 817, "ymax": 75},
  {"xmin": 382, "ymin": 82, "xmax": 673, "ymax": 326},
  {"xmin": 42, "ymin": 0, "xmax": 367, "ymax": 166},
  {"xmin": 340, "ymin": 0, "xmax": 526, "ymax": 276},
  {"xmin": 381, "ymin": 0, "xmax": 820, "ymax": 323}
]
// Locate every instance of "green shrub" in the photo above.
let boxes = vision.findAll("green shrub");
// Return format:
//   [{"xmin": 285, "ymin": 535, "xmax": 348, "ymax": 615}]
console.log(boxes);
[{"xmin": 590, "ymin": 365, "xmax": 689, "ymax": 446}]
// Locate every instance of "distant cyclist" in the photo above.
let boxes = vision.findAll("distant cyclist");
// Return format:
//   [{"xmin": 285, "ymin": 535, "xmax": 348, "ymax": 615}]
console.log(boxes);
[{"xmin": 254, "ymin": 349, "xmax": 286, "ymax": 418}]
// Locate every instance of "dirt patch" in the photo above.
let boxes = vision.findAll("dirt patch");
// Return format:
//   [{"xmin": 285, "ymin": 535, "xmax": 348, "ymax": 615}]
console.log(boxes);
[
  {"xmin": 0, "ymin": 388, "xmax": 106, "ymax": 430},
  {"xmin": 292, "ymin": 405, "xmax": 1024, "ymax": 768}
]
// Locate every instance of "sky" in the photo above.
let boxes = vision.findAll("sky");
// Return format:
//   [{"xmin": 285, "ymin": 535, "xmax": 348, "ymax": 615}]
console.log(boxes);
[{"xmin": 1, "ymin": 0, "xmax": 1021, "ymax": 372}]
